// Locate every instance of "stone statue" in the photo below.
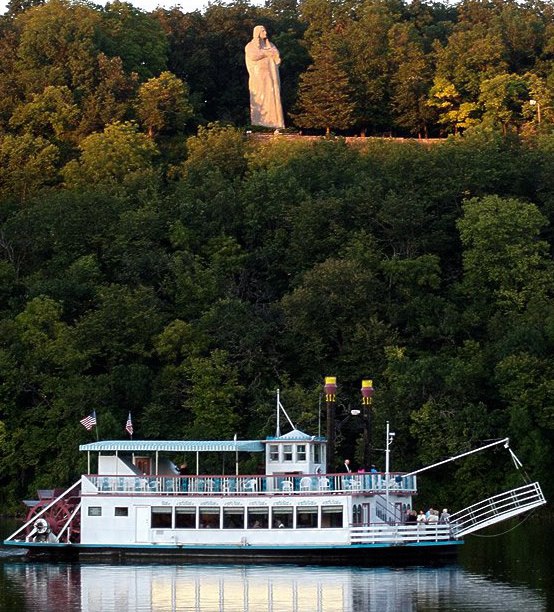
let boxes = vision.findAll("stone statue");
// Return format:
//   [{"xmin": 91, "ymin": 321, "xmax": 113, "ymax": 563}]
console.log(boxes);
[{"xmin": 245, "ymin": 25, "xmax": 285, "ymax": 129}]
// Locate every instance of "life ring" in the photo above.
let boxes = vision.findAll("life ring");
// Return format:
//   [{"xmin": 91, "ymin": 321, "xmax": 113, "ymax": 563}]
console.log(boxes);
[{"xmin": 34, "ymin": 518, "xmax": 49, "ymax": 535}]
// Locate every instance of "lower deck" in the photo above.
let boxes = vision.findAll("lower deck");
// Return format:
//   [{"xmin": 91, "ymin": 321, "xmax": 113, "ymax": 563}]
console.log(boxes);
[{"xmin": 77, "ymin": 489, "xmax": 456, "ymax": 550}]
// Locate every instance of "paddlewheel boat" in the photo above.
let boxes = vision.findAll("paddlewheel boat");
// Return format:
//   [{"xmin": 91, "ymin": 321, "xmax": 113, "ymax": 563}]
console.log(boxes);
[{"xmin": 4, "ymin": 397, "xmax": 546, "ymax": 564}]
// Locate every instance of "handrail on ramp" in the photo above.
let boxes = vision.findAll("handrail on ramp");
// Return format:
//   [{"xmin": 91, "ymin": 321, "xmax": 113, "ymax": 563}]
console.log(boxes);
[{"xmin": 449, "ymin": 482, "xmax": 546, "ymax": 538}]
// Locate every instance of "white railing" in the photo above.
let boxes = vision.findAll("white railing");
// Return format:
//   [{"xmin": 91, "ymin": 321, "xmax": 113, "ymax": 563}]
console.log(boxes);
[
  {"xmin": 449, "ymin": 482, "xmax": 546, "ymax": 537},
  {"xmin": 85, "ymin": 472, "xmax": 417, "ymax": 496},
  {"xmin": 350, "ymin": 524, "xmax": 454, "ymax": 544}
]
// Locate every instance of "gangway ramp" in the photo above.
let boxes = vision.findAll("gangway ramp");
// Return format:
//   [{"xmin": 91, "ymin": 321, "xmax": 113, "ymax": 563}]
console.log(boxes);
[{"xmin": 450, "ymin": 482, "xmax": 546, "ymax": 538}]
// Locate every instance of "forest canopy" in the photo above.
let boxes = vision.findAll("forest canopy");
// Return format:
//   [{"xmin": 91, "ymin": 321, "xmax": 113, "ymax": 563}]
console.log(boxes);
[{"xmin": 0, "ymin": 0, "xmax": 553, "ymax": 512}]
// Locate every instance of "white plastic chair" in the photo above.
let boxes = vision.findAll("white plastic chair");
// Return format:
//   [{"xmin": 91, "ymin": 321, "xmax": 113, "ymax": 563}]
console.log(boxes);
[
  {"xmin": 318, "ymin": 477, "xmax": 330, "ymax": 491},
  {"xmin": 281, "ymin": 480, "xmax": 293, "ymax": 493},
  {"xmin": 299, "ymin": 477, "xmax": 312, "ymax": 492}
]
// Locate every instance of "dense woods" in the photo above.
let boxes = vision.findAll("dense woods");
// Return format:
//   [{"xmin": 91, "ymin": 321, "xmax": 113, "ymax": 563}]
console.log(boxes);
[{"xmin": 0, "ymin": 0, "xmax": 553, "ymax": 512}]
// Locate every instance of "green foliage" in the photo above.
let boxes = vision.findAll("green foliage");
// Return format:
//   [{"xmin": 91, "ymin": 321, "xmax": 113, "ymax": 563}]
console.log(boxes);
[
  {"xmin": 291, "ymin": 40, "xmax": 356, "ymax": 134},
  {"xmin": 1, "ymin": 0, "xmax": 554, "ymax": 512},
  {"xmin": 135, "ymin": 71, "xmax": 193, "ymax": 138},
  {"xmin": 14, "ymin": 0, "xmax": 101, "ymax": 95},
  {"xmin": 100, "ymin": 1, "xmax": 168, "ymax": 80},
  {"xmin": 62, "ymin": 121, "xmax": 159, "ymax": 191},
  {"xmin": 0, "ymin": 133, "xmax": 59, "ymax": 203},
  {"xmin": 9, "ymin": 85, "xmax": 80, "ymax": 142},
  {"xmin": 458, "ymin": 195, "xmax": 551, "ymax": 312}
]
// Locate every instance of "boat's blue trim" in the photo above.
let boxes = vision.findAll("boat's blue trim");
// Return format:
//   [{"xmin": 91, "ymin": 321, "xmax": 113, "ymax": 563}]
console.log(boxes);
[{"xmin": 5, "ymin": 540, "xmax": 462, "ymax": 551}]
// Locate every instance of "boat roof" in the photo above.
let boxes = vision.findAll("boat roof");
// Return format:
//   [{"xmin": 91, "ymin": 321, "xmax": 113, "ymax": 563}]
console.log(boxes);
[
  {"xmin": 265, "ymin": 429, "xmax": 322, "ymax": 442},
  {"xmin": 79, "ymin": 440, "xmax": 265, "ymax": 453}
]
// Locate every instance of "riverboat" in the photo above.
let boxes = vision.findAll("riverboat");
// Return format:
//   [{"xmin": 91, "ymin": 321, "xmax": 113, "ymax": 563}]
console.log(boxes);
[{"xmin": 3, "ymin": 396, "xmax": 546, "ymax": 564}]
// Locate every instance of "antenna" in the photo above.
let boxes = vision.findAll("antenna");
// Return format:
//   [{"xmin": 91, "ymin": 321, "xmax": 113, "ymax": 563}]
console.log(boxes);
[{"xmin": 276, "ymin": 388, "xmax": 281, "ymax": 437}]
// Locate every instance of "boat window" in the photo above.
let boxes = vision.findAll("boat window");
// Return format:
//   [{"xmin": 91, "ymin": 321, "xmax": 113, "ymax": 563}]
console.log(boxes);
[
  {"xmin": 151, "ymin": 507, "xmax": 172, "ymax": 528},
  {"xmin": 199, "ymin": 507, "xmax": 220, "ymax": 529},
  {"xmin": 88, "ymin": 506, "xmax": 102, "ymax": 517},
  {"xmin": 321, "ymin": 506, "xmax": 343, "ymax": 528},
  {"xmin": 283, "ymin": 445, "xmax": 293, "ymax": 461},
  {"xmin": 247, "ymin": 507, "xmax": 269, "ymax": 529},
  {"xmin": 313, "ymin": 444, "xmax": 321, "ymax": 463},
  {"xmin": 175, "ymin": 507, "xmax": 196, "ymax": 529},
  {"xmin": 223, "ymin": 507, "xmax": 245, "ymax": 529},
  {"xmin": 296, "ymin": 445, "xmax": 306, "ymax": 461},
  {"xmin": 272, "ymin": 506, "xmax": 293, "ymax": 529},
  {"xmin": 296, "ymin": 506, "xmax": 318, "ymax": 528},
  {"xmin": 269, "ymin": 445, "xmax": 279, "ymax": 461},
  {"xmin": 114, "ymin": 507, "xmax": 128, "ymax": 517}
]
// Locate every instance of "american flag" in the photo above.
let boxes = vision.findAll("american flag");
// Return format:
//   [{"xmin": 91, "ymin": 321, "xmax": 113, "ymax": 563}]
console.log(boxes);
[
  {"xmin": 80, "ymin": 411, "xmax": 97, "ymax": 431},
  {"xmin": 125, "ymin": 412, "xmax": 133, "ymax": 436}
]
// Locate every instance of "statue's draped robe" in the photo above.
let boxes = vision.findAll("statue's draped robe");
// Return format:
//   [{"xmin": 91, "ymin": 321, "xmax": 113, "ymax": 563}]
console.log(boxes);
[{"xmin": 245, "ymin": 39, "xmax": 285, "ymax": 129}]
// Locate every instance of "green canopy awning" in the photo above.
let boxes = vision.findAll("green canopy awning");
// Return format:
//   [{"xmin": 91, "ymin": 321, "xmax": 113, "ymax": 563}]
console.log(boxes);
[{"xmin": 79, "ymin": 440, "xmax": 265, "ymax": 453}]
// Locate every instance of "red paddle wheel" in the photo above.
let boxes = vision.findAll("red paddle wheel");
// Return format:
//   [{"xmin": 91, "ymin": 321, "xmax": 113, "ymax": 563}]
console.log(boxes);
[{"xmin": 24, "ymin": 486, "xmax": 81, "ymax": 543}]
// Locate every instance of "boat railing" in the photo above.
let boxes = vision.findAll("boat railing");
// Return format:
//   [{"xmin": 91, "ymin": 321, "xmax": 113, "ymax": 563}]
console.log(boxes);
[
  {"xmin": 84, "ymin": 472, "xmax": 417, "ymax": 496},
  {"xmin": 350, "ymin": 523, "xmax": 454, "ymax": 544},
  {"xmin": 448, "ymin": 481, "xmax": 546, "ymax": 537}
]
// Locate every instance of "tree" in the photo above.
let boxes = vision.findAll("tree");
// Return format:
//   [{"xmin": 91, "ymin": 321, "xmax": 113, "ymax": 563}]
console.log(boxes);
[
  {"xmin": 427, "ymin": 77, "xmax": 480, "ymax": 134},
  {"xmin": 183, "ymin": 349, "xmax": 242, "ymax": 441},
  {"xmin": 433, "ymin": 24, "xmax": 508, "ymax": 100},
  {"xmin": 388, "ymin": 23, "xmax": 435, "ymax": 137},
  {"xmin": 78, "ymin": 53, "xmax": 139, "ymax": 136},
  {"xmin": 9, "ymin": 85, "xmax": 80, "ymax": 143},
  {"xmin": 291, "ymin": 40, "xmax": 356, "ymax": 135},
  {"xmin": 478, "ymin": 73, "xmax": 528, "ymax": 135},
  {"xmin": 100, "ymin": 1, "xmax": 168, "ymax": 80},
  {"xmin": 458, "ymin": 195, "xmax": 552, "ymax": 313},
  {"xmin": 0, "ymin": 133, "xmax": 59, "ymax": 204},
  {"xmin": 14, "ymin": 0, "xmax": 101, "ymax": 95},
  {"xmin": 341, "ymin": 0, "xmax": 397, "ymax": 133},
  {"xmin": 135, "ymin": 71, "xmax": 193, "ymax": 138},
  {"xmin": 62, "ymin": 121, "xmax": 158, "ymax": 191}
]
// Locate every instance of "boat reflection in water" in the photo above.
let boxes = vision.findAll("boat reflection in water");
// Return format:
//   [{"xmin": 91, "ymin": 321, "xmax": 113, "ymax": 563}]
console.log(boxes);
[{"xmin": 2, "ymin": 561, "xmax": 546, "ymax": 611}]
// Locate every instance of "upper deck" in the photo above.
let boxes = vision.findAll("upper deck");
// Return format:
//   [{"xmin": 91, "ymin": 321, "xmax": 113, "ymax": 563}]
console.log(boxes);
[{"xmin": 82, "ymin": 471, "xmax": 417, "ymax": 496}]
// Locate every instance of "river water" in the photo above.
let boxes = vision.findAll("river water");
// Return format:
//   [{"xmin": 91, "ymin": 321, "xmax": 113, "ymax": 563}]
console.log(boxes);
[{"xmin": 0, "ymin": 518, "xmax": 550, "ymax": 611}]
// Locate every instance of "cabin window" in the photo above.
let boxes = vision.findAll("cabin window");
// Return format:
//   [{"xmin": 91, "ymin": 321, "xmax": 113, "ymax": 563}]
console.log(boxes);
[
  {"xmin": 269, "ymin": 445, "xmax": 279, "ymax": 461},
  {"xmin": 88, "ymin": 506, "xmax": 102, "ymax": 517},
  {"xmin": 296, "ymin": 506, "xmax": 318, "ymax": 528},
  {"xmin": 175, "ymin": 507, "xmax": 196, "ymax": 528},
  {"xmin": 283, "ymin": 445, "xmax": 293, "ymax": 461},
  {"xmin": 272, "ymin": 507, "xmax": 293, "ymax": 529},
  {"xmin": 199, "ymin": 507, "xmax": 220, "ymax": 529},
  {"xmin": 296, "ymin": 445, "xmax": 306, "ymax": 461},
  {"xmin": 114, "ymin": 507, "xmax": 128, "ymax": 517},
  {"xmin": 321, "ymin": 506, "xmax": 343, "ymax": 528},
  {"xmin": 313, "ymin": 445, "xmax": 321, "ymax": 463},
  {"xmin": 151, "ymin": 507, "xmax": 172, "ymax": 528},
  {"xmin": 247, "ymin": 507, "xmax": 269, "ymax": 529},
  {"xmin": 223, "ymin": 507, "xmax": 244, "ymax": 529}
]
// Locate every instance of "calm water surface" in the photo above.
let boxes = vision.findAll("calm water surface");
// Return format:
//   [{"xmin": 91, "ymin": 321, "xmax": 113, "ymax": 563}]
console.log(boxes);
[{"xmin": 0, "ymin": 519, "xmax": 550, "ymax": 611}]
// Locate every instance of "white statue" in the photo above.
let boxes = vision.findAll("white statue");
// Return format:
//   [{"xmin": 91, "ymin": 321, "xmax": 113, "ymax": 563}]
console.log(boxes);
[{"xmin": 245, "ymin": 25, "xmax": 285, "ymax": 129}]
